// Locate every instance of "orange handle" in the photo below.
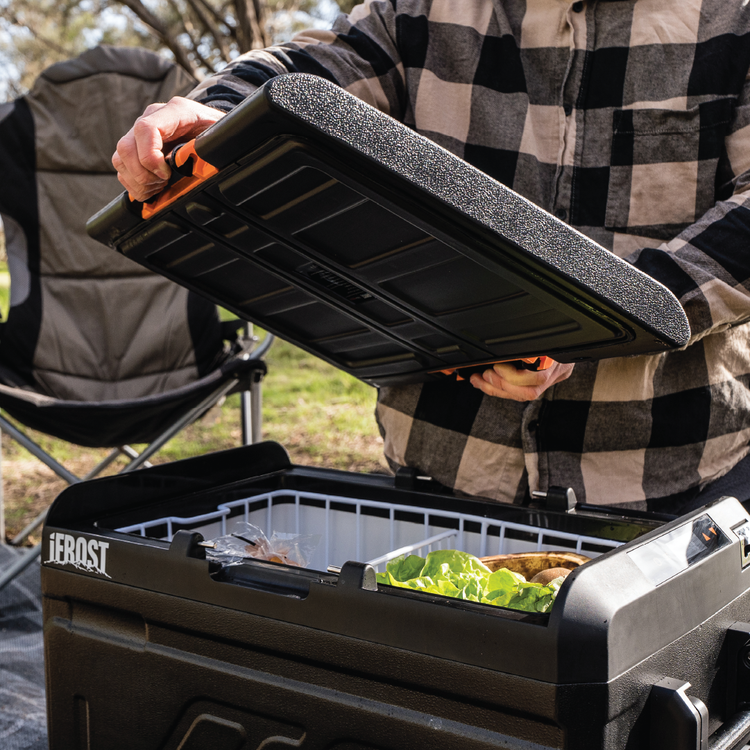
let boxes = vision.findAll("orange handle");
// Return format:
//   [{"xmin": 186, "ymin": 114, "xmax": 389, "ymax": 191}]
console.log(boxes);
[
  {"xmin": 131, "ymin": 140, "xmax": 219, "ymax": 220},
  {"xmin": 439, "ymin": 356, "xmax": 554, "ymax": 381}
]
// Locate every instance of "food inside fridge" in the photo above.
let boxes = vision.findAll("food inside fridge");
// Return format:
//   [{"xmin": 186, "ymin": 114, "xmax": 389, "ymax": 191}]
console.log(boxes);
[
  {"xmin": 115, "ymin": 485, "xmax": 625, "ymax": 615},
  {"xmin": 375, "ymin": 549, "xmax": 565, "ymax": 613},
  {"xmin": 204, "ymin": 521, "xmax": 320, "ymax": 567}
]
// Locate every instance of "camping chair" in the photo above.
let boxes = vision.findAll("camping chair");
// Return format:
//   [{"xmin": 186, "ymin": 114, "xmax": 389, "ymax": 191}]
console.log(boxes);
[{"xmin": 0, "ymin": 46, "xmax": 273, "ymax": 588}]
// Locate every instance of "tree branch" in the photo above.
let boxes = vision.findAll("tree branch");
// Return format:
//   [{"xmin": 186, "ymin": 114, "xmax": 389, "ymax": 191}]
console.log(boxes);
[
  {"xmin": 210, "ymin": 0, "xmax": 239, "ymax": 43},
  {"xmin": 184, "ymin": 0, "xmax": 232, "ymax": 62},
  {"xmin": 4, "ymin": 11, "xmax": 73, "ymax": 57},
  {"xmin": 115, "ymin": 0, "xmax": 198, "ymax": 75},
  {"xmin": 232, "ymin": 0, "xmax": 268, "ymax": 51},
  {"xmin": 166, "ymin": 0, "xmax": 217, "ymax": 72}
]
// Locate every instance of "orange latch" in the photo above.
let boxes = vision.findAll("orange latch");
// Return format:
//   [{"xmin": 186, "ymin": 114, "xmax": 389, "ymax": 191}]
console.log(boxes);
[
  {"xmin": 133, "ymin": 140, "xmax": 219, "ymax": 220},
  {"xmin": 438, "ymin": 356, "xmax": 554, "ymax": 380}
]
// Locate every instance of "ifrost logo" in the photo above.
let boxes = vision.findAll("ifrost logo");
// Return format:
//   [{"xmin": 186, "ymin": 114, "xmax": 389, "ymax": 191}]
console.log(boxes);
[{"xmin": 45, "ymin": 533, "xmax": 111, "ymax": 578}]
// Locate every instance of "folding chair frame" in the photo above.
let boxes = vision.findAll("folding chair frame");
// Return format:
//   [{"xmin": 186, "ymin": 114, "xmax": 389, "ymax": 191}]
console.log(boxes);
[{"xmin": 0, "ymin": 332, "xmax": 274, "ymax": 591}]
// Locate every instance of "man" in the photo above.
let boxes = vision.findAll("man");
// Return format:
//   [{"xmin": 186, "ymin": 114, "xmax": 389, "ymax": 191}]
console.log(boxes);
[{"xmin": 114, "ymin": 0, "xmax": 750, "ymax": 514}]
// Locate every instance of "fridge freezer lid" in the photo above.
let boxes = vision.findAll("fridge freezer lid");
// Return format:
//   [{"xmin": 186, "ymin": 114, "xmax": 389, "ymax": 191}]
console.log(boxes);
[{"xmin": 87, "ymin": 74, "xmax": 690, "ymax": 386}]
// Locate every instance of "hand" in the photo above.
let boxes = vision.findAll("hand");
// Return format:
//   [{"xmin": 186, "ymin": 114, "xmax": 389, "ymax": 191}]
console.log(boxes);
[
  {"xmin": 469, "ymin": 360, "xmax": 574, "ymax": 402},
  {"xmin": 112, "ymin": 97, "xmax": 226, "ymax": 202}
]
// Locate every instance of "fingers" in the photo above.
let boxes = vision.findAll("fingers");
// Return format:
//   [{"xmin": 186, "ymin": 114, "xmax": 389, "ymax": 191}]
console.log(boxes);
[
  {"xmin": 112, "ymin": 97, "xmax": 226, "ymax": 202},
  {"xmin": 469, "ymin": 360, "xmax": 574, "ymax": 402},
  {"xmin": 134, "ymin": 106, "xmax": 174, "ymax": 180},
  {"xmin": 112, "ymin": 103, "xmax": 169, "ymax": 200}
]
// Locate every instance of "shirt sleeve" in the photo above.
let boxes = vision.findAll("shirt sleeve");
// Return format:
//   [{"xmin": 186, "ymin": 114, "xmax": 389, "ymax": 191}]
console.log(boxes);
[
  {"xmin": 188, "ymin": 0, "xmax": 408, "ymax": 120},
  {"xmin": 627, "ymin": 74, "xmax": 750, "ymax": 344}
]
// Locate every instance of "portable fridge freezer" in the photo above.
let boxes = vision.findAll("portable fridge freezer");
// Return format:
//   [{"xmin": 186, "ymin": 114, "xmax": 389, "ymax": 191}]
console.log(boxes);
[{"xmin": 40, "ymin": 441, "xmax": 750, "ymax": 749}]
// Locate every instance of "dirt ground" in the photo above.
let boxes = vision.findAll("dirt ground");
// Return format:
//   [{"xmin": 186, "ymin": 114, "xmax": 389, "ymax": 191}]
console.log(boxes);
[{"xmin": 1, "ymin": 457, "xmax": 70, "ymax": 544}]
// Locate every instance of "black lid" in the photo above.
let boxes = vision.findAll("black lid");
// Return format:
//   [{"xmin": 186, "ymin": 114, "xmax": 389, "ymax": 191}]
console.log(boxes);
[{"xmin": 88, "ymin": 74, "xmax": 690, "ymax": 386}]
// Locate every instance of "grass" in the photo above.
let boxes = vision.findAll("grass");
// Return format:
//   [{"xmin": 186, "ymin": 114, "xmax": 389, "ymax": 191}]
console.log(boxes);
[{"xmin": 0, "ymin": 252, "xmax": 388, "ymax": 544}]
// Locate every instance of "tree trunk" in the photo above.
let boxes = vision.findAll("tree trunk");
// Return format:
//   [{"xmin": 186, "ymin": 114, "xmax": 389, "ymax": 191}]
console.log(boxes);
[{"xmin": 233, "ymin": 0, "xmax": 268, "ymax": 51}]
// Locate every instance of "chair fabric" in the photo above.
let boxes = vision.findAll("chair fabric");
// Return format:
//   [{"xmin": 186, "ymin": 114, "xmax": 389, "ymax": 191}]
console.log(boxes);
[
  {"xmin": 0, "ymin": 355, "xmax": 262, "ymax": 447},
  {"xmin": 0, "ymin": 45, "xmax": 254, "ymax": 447}
]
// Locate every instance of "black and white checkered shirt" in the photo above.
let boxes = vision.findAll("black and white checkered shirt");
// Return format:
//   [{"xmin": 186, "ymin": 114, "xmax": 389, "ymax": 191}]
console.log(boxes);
[{"xmin": 193, "ymin": 0, "xmax": 750, "ymax": 509}]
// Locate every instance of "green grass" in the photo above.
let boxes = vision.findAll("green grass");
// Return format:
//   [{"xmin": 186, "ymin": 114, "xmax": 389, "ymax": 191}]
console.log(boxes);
[{"xmin": 147, "ymin": 334, "xmax": 384, "ymax": 471}]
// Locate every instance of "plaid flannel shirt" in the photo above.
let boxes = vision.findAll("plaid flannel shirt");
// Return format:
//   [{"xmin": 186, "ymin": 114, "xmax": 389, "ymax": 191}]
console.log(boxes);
[{"xmin": 192, "ymin": 0, "xmax": 750, "ymax": 508}]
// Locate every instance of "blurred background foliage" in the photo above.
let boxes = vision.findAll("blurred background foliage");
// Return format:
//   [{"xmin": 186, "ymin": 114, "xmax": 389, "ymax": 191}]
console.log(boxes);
[{"xmin": 0, "ymin": 0, "xmax": 359, "ymax": 96}]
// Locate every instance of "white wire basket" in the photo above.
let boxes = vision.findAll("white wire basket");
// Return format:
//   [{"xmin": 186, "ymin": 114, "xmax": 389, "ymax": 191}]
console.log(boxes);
[{"xmin": 117, "ymin": 489, "xmax": 624, "ymax": 573}]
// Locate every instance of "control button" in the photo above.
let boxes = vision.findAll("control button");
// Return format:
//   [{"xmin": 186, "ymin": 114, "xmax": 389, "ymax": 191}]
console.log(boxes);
[{"xmin": 733, "ymin": 520, "xmax": 750, "ymax": 568}]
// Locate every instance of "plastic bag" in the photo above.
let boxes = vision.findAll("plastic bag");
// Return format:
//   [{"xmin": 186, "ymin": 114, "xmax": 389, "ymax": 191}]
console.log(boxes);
[{"xmin": 205, "ymin": 521, "xmax": 320, "ymax": 568}]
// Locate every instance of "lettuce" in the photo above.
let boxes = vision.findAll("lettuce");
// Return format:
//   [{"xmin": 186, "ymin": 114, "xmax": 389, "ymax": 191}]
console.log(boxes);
[
  {"xmin": 375, "ymin": 549, "xmax": 564, "ymax": 613},
  {"xmin": 384, "ymin": 554, "xmax": 426, "ymax": 582}
]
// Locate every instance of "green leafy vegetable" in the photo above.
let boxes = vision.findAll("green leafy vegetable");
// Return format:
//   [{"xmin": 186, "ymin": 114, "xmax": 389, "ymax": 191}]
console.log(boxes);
[
  {"xmin": 375, "ymin": 549, "xmax": 564, "ymax": 613},
  {"xmin": 384, "ymin": 554, "xmax": 425, "ymax": 582}
]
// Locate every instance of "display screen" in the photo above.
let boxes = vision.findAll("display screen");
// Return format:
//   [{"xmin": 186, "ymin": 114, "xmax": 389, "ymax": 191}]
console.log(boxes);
[{"xmin": 628, "ymin": 513, "xmax": 730, "ymax": 586}]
